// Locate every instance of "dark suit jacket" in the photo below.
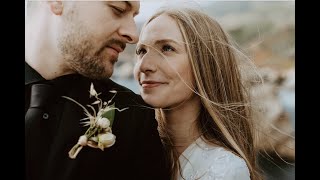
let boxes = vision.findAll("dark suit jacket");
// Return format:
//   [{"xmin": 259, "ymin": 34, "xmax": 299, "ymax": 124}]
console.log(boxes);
[{"xmin": 25, "ymin": 64, "xmax": 169, "ymax": 180}]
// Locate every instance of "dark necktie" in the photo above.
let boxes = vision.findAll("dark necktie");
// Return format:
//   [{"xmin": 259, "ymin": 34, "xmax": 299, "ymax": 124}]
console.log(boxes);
[{"xmin": 25, "ymin": 83, "xmax": 54, "ymax": 180}]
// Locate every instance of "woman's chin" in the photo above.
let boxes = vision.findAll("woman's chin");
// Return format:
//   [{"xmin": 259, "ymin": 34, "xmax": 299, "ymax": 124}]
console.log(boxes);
[
  {"xmin": 142, "ymin": 97, "xmax": 163, "ymax": 108},
  {"xmin": 145, "ymin": 101, "xmax": 163, "ymax": 108}
]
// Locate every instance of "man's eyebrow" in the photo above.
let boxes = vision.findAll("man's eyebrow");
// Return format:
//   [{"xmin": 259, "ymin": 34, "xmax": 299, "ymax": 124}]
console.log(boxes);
[{"xmin": 125, "ymin": 1, "xmax": 139, "ymax": 16}]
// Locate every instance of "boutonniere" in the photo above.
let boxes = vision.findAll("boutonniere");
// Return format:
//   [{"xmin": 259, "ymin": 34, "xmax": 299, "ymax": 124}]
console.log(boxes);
[{"xmin": 62, "ymin": 83, "xmax": 128, "ymax": 159}]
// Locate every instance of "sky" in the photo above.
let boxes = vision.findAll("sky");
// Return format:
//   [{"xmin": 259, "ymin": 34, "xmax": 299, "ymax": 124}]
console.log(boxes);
[
  {"xmin": 25, "ymin": 0, "xmax": 294, "ymax": 24},
  {"xmin": 134, "ymin": 0, "xmax": 295, "ymax": 23},
  {"xmin": 135, "ymin": 0, "xmax": 213, "ymax": 23},
  {"xmin": 25, "ymin": 0, "xmax": 211, "ymax": 21}
]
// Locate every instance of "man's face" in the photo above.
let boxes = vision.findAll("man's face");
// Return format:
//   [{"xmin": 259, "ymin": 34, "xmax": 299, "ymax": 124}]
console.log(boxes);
[{"xmin": 58, "ymin": 1, "xmax": 140, "ymax": 79}]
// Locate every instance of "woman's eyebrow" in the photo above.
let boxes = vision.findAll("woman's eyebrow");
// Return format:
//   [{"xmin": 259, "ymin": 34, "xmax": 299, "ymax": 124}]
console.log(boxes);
[
  {"xmin": 138, "ymin": 39, "xmax": 182, "ymax": 49},
  {"xmin": 154, "ymin": 39, "xmax": 180, "ymax": 46}
]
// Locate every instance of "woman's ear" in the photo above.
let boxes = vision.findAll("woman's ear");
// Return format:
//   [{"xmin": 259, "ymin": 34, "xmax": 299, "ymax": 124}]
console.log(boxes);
[{"xmin": 48, "ymin": 1, "xmax": 63, "ymax": 16}]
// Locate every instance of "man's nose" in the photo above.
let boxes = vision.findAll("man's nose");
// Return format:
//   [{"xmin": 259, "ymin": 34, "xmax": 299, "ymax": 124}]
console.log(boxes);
[{"xmin": 119, "ymin": 18, "xmax": 139, "ymax": 44}]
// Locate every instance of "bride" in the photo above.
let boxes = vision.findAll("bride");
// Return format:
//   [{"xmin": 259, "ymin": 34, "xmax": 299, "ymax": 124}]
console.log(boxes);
[{"xmin": 134, "ymin": 7, "xmax": 262, "ymax": 180}]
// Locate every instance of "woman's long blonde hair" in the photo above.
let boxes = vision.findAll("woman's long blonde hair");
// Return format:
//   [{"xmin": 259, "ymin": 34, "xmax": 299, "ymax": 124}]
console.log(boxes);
[{"xmin": 144, "ymin": 7, "xmax": 262, "ymax": 180}]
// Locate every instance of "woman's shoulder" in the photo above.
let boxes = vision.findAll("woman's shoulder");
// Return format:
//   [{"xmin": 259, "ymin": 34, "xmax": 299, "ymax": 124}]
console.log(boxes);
[
  {"xmin": 203, "ymin": 145, "xmax": 250, "ymax": 179},
  {"xmin": 202, "ymin": 143, "xmax": 248, "ymax": 168},
  {"xmin": 179, "ymin": 138, "xmax": 250, "ymax": 180}
]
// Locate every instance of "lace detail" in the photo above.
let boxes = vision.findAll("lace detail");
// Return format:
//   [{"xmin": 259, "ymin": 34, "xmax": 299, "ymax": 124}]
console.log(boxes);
[{"xmin": 178, "ymin": 137, "xmax": 250, "ymax": 180}]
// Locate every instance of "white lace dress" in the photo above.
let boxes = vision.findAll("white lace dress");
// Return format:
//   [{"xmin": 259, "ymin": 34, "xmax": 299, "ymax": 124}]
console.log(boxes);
[{"xmin": 178, "ymin": 137, "xmax": 250, "ymax": 180}]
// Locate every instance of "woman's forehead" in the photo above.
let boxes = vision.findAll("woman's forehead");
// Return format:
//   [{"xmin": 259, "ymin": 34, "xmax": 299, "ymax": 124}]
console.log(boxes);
[{"xmin": 140, "ymin": 14, "xmax": 183, "ymax": 44}]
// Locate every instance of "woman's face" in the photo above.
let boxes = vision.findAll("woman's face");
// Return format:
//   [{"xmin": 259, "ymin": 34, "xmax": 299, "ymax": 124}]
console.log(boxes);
[{"xmin": 134, "ymin": 14, "xmax": 197, "ymax": 108}]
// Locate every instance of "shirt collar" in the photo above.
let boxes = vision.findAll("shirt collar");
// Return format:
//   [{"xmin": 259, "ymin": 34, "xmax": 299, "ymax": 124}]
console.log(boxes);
[{"xmin": 25, "ymin": 62, "xmax": 46, "ymax": 85}]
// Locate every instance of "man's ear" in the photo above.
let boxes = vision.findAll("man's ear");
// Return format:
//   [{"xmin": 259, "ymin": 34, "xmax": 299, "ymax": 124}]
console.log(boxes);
[{"xmin": 48, "ymin": 1, "xmax": 63, "ymax": 16}]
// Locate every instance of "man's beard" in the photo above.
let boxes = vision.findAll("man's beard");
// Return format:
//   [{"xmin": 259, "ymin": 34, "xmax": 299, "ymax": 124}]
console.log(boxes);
[
  {"xmin": 72, "ymin": 53, "xmax": 113, "ymax": 80},
  {"xmin": 58, "ymin": 30, "xmax": 115, "ymax": 80}
]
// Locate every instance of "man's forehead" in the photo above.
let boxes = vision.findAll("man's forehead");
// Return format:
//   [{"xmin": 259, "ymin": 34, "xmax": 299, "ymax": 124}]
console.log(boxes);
[{"xmin": 73, "ymin": 1, "xmax": 140, "ymax": 15}]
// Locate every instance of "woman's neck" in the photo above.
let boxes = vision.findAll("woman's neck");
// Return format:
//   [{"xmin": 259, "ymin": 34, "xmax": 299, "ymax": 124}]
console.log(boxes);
[{"xmin": 164, "ymin": 97, "xmax": 201, "ymax": 155}]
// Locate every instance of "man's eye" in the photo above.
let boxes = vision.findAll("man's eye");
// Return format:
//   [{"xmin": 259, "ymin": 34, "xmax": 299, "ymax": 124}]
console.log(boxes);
[
  {"xmin": 162, "ymin": 45, "xmax": 174, "ymax": 52},
  {"xmin": 112, "ymin": 6, "xmax": 125, "ymax": 15},
  {"xmin": 136, "ymin": 47, "xmax": 147, "ymax": 55}
]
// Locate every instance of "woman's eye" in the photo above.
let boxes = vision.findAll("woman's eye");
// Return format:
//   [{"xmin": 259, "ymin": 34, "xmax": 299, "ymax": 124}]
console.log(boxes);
[
  {"xmin": 136, "ymin": 47, "xmax": 147, "ymax": 55},
  {"xmin": 162, "ymin": 45, "xmax": 174, "ymax": 52}
]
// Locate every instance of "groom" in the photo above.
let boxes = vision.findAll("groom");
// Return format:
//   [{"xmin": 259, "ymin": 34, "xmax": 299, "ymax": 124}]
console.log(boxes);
[{"xmin": 25, "ymin": 1, "xmax": 169, "ymax": 180}]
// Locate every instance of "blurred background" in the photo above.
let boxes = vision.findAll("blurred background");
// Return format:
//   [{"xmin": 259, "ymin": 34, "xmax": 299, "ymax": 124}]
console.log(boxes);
[{"xmin": 111, "ymin": 1, "xmax": 295, "ymax": 180}]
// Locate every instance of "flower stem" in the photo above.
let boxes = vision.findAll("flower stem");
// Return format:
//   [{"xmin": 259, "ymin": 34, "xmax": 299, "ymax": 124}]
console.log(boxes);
[
  {"xmin": 86, "ymin": 126, "xmax": 98, "ymax": 138},
  {"xmin": 68, "ymin": 144, "xmax": 83, "ymax": 159}
]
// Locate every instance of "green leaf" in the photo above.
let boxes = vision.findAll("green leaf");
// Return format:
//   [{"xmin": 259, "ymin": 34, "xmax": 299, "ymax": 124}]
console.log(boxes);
[{"xmin": 101, "ymin": 103, "xmax": 115, "ymax": 127}]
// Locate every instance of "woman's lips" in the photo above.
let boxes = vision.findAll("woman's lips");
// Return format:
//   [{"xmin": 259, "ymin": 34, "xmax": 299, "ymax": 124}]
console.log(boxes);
[{"xmin": 141, "ymin": 81, "xmax": 166, "ymax": 89}]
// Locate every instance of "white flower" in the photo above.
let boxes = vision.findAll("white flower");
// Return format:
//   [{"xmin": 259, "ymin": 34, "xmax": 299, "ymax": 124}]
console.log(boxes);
[
  {"xmin": 89, "ymin": 83, "xmax": 98, "ymax": 97},
  {"xmin": 89, "ymin": 136, "xmax": 98, "ymax": 142},
  {"xmin": 98, "ymin": 133, "xmax": 116, "ymax": 149},
  {"xmin": 63, "ymin": 83, "xmax": 127, "ymax": 159},
  {"xmin": 97, "ymin": 117, "xmax": 110, "ymax": 129},
  {"xmin": 78, "ymin": 135, "xmax": 88, "ymax": 146}
]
